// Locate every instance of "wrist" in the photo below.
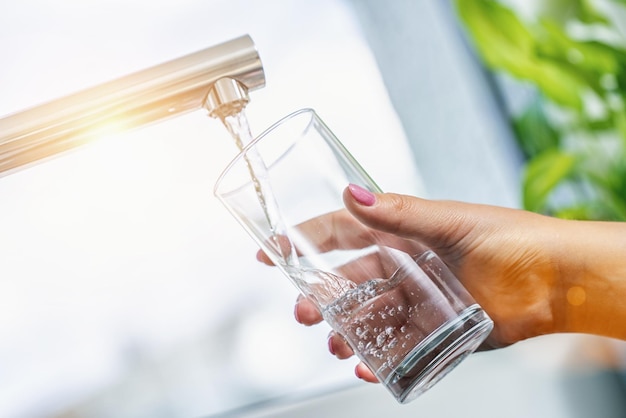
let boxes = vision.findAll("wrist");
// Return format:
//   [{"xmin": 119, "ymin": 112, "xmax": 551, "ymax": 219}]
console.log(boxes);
[{"xmin": 550, "ymin": 220, "xmax": 626, "ymax": 340}]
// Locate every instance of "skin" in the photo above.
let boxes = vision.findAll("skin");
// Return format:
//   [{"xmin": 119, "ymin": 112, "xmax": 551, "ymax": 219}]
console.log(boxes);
[{"xmin": 259, "ymin": 187, "xmax": 626, "ymax": 383}]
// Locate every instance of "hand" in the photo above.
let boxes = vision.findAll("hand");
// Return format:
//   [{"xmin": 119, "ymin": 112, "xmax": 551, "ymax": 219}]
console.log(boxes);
[{"xmin": 264, "ymin": 185, "xmax": 626, "ymax": 382}]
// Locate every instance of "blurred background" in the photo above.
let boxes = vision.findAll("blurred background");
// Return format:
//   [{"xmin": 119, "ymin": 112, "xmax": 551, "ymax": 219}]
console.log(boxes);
[{"xmin": 1, "ymin": 0, "xmax": 626, "ymax": 417}]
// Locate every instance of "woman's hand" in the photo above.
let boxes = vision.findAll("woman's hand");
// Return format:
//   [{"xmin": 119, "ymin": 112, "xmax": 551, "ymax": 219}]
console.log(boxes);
[{"xmin": 264, "ymin": 185, "xmax": 626, "ymax": 382}]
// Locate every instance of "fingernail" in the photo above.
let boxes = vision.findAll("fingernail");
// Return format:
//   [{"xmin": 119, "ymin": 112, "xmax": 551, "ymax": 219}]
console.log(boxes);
[
  {"xmin": 355, "ymin": 364, "xmax": 363, "ymax": 380},
  {"xmin": 327, "ymin": 334, "xmax": 336, "ymax": 355},
  {"xmin": 348, "ymin": 183, "xmax": 376, "ymax": 206}
]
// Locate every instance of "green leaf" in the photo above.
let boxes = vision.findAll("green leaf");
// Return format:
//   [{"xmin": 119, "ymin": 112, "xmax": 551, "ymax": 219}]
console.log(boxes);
[
  {"xmin": 523, "ymin": 149, "xmax": 577, "ymax": 212},
  {"xmin": 455, "ymin": 0, "xmax": 585, "ymax": 109},
  {"xmin": 587, "ymin": 116, "xmax": 619, "ymax": 131},
  {"xmin": 611, "ymin": 102, "xmax": 626, "ymax": 142},
  {"xmin": 538, "ymin": 20, "xmax": 619, "ymax": 75},
  {"xmin": 564, "ymin": 194, "xmax": 626, "ymax": 221},
  {"xmin": 556, "ymin": 201, "xmax": 626, "ymax": 221},
  {"xmin": 532, "ymin": 61, "xmax": 586, "ymax": 108},
  {"xmin": 455, "ymin": 0, "xmax": 534, "ymax": 70},
  {"xmin": 513, "ymin": 98, "xmax": 560, "ymax": 158},
  {"xmin": 533, "ymin": 0, "xmax": 609, "ymax": 24},
  {"xmin": 554, "ymin": 205, "xmax": 599, "ymax": 220},
  {"xmin": 595, "ymin": 193, "xmax": 626, "ymax": 221},
  {"xmin": 577, "ymin": 0, "xmax": 610, "ymax": 24},
  {"xmin": 457, "ymin": 0, "xmax": 626, "ymax": 221}
]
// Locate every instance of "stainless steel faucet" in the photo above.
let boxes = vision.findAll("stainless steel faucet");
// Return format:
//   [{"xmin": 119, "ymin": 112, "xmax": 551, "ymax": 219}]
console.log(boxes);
[{"xmin": 0, "ymin": 34, "xmax": 265, "ymax": 177}]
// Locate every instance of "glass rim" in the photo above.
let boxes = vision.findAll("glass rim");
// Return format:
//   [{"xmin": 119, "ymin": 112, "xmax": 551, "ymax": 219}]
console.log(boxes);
[{"xmin": 213, "ymin": 107, "xmax": 317, "ymax": 198}]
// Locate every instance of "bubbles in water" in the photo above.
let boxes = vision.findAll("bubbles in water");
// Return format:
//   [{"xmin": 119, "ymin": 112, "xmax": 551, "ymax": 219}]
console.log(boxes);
[
  {"xmin": 388, "ymin": 339, "xmax": 398, "ymax": 350},
  {"xmin": 376, "ymin": 332, "xmax": 387, "ymax": 347},
  {"xmin": 324, "ymin": 278, "xmax": 385, "ymax": 318},
  {"xmin": 356, "ymin": 326, "xmax": 369, "ymax": 339}
]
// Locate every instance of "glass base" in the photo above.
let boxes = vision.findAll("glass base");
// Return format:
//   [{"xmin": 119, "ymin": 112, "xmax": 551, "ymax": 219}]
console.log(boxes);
[{"xmin": 382, "ymin": 305, "xmax": 494, "ymax": 404}]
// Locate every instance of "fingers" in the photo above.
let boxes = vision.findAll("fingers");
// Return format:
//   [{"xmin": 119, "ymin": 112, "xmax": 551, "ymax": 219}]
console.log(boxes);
[
  {"xmin": 256, "ymin": 249, "xmax": 273, "ymax": 265},
  {"xmin": 295, "ymin": 297, "xmax": 353, "ymax": 358},
  {"xmin": 294, "ymin": 295, "xmax": 323, "ymax": 325},
  {"xmin": 343, "ymin": 185, "xmax": 475, "ymax": 251},
  {"xmin": 260, "ymin": 185, "xmax": 475, "ymax": 265},
  {"xmin": 293, "ymin": 297, "xmax": 359, "ymax": 361},
  {"xmin": 329, "ymin": 334, "xmax": 379, "ymax": 383},
  {"xmin": 256, "ymin": 233, "xmax": 298, "ymax": 266},
  {"xmin": 257, "ymin": 213, "xmax": 418, "ymax": 271},
  {"xmin": 254, "ymin": 211, "xmax": 374, "ymax": 266},
  {"xmin": 327, "ymin": 331, "xmax": 354, "ymax": 359},
  {"xmin": 295, "ymin": 294, "xmax": 379, "ymax": 384},
  {"xmin": 355, "ymin": 362, "xmax": 379, "ymax": 383},
  {"xmin": 328, "ymin": 330, "xmax": 378, "ymax": 384},
  {"xmin": 292, "ymin": 209, "xmax": 375, "ymax": 253}
]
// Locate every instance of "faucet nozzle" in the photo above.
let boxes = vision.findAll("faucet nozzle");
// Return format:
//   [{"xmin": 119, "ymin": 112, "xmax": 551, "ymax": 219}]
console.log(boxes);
[{"xmin": 204, "ymin": 77, "xmax": 250, "ymax": 120}]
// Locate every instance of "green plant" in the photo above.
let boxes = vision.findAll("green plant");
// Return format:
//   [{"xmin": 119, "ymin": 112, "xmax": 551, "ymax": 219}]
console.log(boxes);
[{"xmin": 455, "ymin": 0, "xmax": 626, "ymax": 220}]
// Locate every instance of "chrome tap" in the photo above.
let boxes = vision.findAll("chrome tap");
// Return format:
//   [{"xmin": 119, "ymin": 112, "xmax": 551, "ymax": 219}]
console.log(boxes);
[{"xmin": 0, "ymin": 34, "xmax": 265, "ymax": 177}]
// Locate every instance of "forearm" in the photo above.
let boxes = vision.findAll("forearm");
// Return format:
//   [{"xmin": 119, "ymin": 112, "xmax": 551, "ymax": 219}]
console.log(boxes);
[{"xmin": 553, "ymin": 219, "xmax": 626, "ymax": 340}]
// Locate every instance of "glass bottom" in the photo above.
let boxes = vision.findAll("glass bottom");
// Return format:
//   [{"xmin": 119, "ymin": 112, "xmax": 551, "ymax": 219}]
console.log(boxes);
[{"xmin": 382, "ymin": 305, "xmax": 493, "ymax": 404}]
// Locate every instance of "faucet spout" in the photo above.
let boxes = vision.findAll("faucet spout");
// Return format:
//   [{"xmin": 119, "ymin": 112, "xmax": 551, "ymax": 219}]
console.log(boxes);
[
  {"xmin": 204, "ymin": 77, "xmax": 250, "ymax": 121},
  {"xmin": 0, "ymin": 34, "xmax": 265, "ymax": 177}
]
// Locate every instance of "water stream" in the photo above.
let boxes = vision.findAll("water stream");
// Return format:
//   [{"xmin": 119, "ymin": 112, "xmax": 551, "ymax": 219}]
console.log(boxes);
[
  {"xmin": 220, "ymin": 110, "xmax": 357, "ymax": 306},
  {"xmin": 221, "ymin": 110, "xmax": 300, "ymax": 268}
]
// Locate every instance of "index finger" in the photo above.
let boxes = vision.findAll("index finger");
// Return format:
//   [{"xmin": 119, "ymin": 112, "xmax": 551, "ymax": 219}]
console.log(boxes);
[{"xmin": 257, "ymin": 209, "xmax": 419, "ymax": 265}]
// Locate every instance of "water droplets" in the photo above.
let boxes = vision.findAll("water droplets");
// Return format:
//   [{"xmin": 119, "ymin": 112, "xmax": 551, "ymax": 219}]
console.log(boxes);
[{"xmin": 321, "ymin": 272, "xmax": 435, "ymax": 387}]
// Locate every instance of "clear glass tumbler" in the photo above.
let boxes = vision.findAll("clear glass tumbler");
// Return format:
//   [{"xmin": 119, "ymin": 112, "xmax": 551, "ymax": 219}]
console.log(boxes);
[{"xmin": 214, "ymin": 108, "xmax": 493, "ymax": 403}]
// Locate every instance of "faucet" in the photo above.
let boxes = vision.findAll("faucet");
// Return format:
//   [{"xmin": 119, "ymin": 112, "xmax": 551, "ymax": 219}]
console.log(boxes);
[{"xmin": 0, "ymin": 34, "xmax": 265, "ymax": 177}]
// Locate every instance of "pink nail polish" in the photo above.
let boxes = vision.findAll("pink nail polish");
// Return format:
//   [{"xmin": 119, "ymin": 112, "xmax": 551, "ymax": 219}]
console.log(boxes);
[
  {"xmin": 348, "ymin": 183, "xmax": 376, "ymax": 206},
  {"xmin": 327, "ymin": 335, "xmax": 336, "ymax": 355}
]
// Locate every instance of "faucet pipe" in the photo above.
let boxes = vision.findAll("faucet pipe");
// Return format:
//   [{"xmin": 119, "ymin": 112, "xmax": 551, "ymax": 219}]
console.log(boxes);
[{"xmin": 0, "ymin": 34, "xmax": 265, "ymax": 177}]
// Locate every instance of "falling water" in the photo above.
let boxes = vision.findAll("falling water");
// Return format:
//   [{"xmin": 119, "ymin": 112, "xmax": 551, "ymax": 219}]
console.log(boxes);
[
  {"xmin": 220, "ymin": 110, "xmax": 359, "ymax": 306},
  {"xmin": 221, "ymin": 110, "xmax": 299, "ymax": 268}
]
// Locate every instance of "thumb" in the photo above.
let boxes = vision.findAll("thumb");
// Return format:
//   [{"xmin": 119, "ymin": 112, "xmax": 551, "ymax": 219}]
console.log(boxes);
[{"xmin": 343, "ymin": 184, "xmax": 473, "ymax": 251}]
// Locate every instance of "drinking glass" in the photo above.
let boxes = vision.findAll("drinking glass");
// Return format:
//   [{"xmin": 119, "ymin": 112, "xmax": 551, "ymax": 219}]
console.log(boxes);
[{"xmin": 214, "ymin": 108, "xmax": 493, "ymax": 403}]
